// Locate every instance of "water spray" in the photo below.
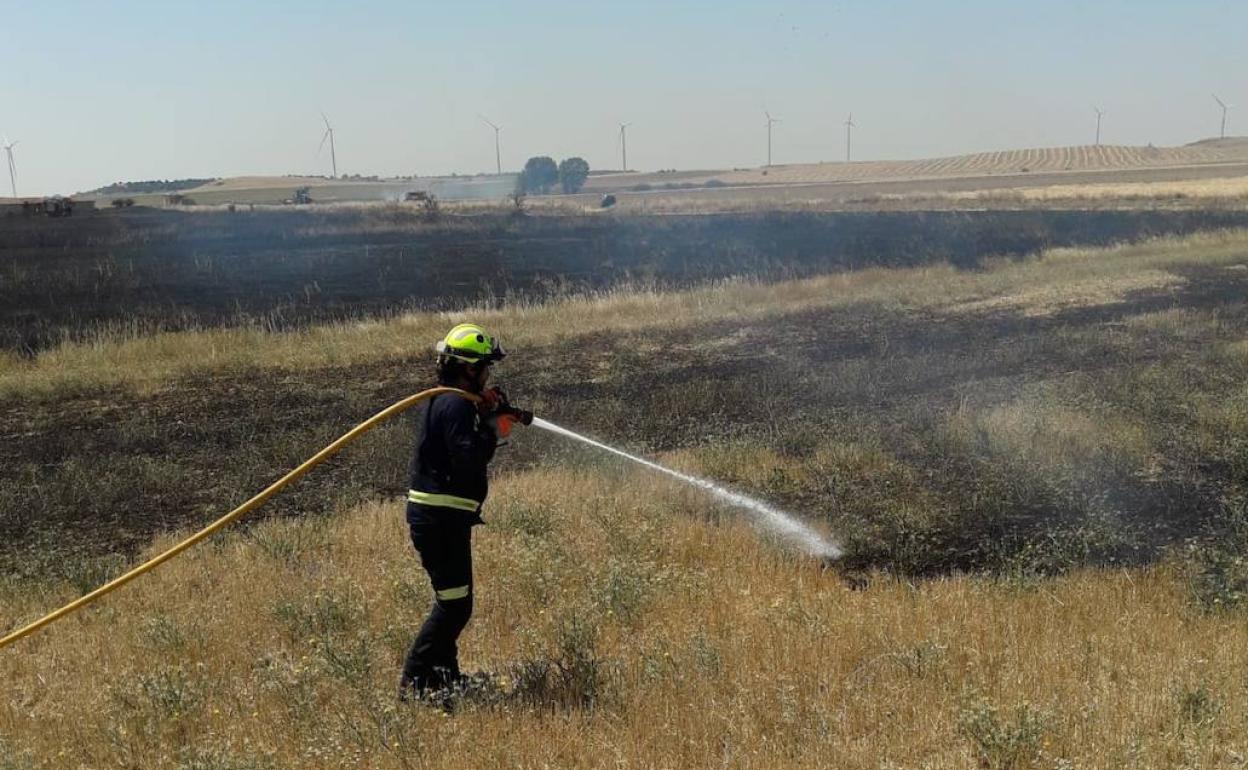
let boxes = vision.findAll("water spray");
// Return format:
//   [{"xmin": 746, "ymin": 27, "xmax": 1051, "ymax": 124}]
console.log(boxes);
[
  {"xmin": 530, "ymin": 417, "xmax": 842, "ymax": 559},
  {"xmin": 431, "ymin": 391, "xmax": 837, "ymax": 557}
]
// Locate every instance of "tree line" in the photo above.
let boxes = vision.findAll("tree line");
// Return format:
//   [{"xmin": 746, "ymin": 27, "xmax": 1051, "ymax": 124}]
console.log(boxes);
[
  {"xmin": 92, "ymin": 179, "xmax": 217, "ymax": 195},
  {"xmin": 518, "ymin": 156, "xmax": 590, "ymax": 194}
]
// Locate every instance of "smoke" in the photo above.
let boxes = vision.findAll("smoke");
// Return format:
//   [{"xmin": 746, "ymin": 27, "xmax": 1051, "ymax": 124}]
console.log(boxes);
[
  {"xmin": 321, "ymin": 176, "xmax": 521, "ymax": 203},
  {"xmin": 531, "ymin": 417, "xmax": 843, "ymax": 559},
  {"xmin": 429, "ymin": 175, "xmax": 519, "ymax": 201}
]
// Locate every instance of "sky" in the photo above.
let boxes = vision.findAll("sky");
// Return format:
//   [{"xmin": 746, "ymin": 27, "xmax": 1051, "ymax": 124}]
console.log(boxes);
[{"xmin": 2, "ymin": 0, "xmax": 1246, "ymax": 195}]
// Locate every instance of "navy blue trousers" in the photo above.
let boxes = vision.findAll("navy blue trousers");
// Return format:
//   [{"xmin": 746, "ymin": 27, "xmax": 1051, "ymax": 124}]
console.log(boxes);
[{"xmin": 402, "ymin": 504, "xmax": 475, "ymax": 688}]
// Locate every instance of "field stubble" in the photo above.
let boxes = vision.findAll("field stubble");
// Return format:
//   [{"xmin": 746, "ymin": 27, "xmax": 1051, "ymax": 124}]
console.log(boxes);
[{"xmin": 2, "ymin": 472, "xmax": 1247, "ymax": 769}]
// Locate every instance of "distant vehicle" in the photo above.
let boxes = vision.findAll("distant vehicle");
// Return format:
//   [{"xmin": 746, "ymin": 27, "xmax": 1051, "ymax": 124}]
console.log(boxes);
[
  {"xmin": 1, "ymin": 197, "xmax": 95, "ymax": 217},
  {"xmin": 405, "ymin": 190, "xmax": 440, "ymax": 219},
  {"xmin": 600, "ymin": 194, "xmax": 617, "ymax": 209},
  {"xmin": 283, "ymin": 187, "xmax": 313, "ymax": 205},
  {"xmin": 33, "ymin": 197, "xmax": 76, "ymax": 217}
]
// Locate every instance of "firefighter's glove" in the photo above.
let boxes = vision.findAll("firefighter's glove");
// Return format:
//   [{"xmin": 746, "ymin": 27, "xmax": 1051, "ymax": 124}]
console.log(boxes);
[
  {"xmin": 478, "ymin": 386, "xmax": 509, "ymax": 416},
  {"xmin": 494, "ymin": 413, "xmax": 518, "ymax": 439},
  {"xmin": 479, "ymin": 387, "xmax": 524, "ymax": 441},
  {"xmin": 481, "ymin": 414, "xmax": 514, "ymax": 443}
]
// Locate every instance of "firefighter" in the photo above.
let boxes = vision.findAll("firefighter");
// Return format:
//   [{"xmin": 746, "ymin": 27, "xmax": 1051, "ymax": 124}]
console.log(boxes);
[{"xmin": 398, "ymin": 323, "xmax": 511, "ymax": 702}]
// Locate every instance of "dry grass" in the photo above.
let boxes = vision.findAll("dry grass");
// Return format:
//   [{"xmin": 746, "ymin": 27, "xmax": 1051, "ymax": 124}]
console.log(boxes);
[
  {"xmin": 581, "ymin": 177, "xmax": 1248, "ymax": 215},
  {"xmin": 945, "ymin": 268, "xmax": 1184, "ymax": 318},
  {"xmin": 2, "ymin": 461, "xmax": 1245, "ymax": 769},
  {"xmin": 4, "ymin": 229, "xmax": 1247, "ymax": 399},
  {"xmin": 943, "ymin": 399, "xmax": 1154, "ymax": 479},
  {"xmin": 584, "ymin": 141, "xmax": 1248, "ymax": 190},
  {"xmin": 831, "ymin": 178, "xmax": 1248, "ymax": 210},
  {"xmin": 999, "ymin": 176, "xmax": 1248, "ymax": 202},
  {"xmin": 743, "ymin": 178, "xmax": 1248, "ymax": 212}
]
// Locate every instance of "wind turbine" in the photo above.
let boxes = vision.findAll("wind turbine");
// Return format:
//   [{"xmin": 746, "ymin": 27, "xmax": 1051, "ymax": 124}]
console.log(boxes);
[
  {"xmin": 764, "ymin": 111, "xmax": 780, "ymax": 166},
  {"xmin": 844, "ymin": 113, "xmax": 855, "ymax": 162},
  {"xmin": 479, "ymin": 115, "xmax": 502, "ymax": 174},
  {"xmin": 2, "ymin": 137, "xmax": 16, "ymax": 198},
  {"xmin": 1213, "ymin": 94, "xmax": 1232, "ymax": 139},
  {"xmin": 318, "ymin": 114, "xmax": 338, "ymax": 178},
  {"xmin": 618, "ymin": 122, "xmax": 631, "ymax": 171},
  {"xmin": 1094, "ymin": 106, "xmax": 1105, "ymax": 146}
]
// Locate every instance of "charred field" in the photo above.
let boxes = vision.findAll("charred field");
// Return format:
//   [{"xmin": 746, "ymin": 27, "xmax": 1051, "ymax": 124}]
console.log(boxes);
[
  {"xmin": 2, "ymin": 212, "xmax": 1247, "ymax": 582},
  {"xmin": 6, "ymin": 205, "xmax": 1248, "ymax": 354}
]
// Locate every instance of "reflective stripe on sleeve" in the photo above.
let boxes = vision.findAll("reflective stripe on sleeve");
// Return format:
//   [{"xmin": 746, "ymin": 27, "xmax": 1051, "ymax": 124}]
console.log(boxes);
[
  {"xmin": 407, "ymin": 490, "xmax": 480, "ymax": 512},
  {"xmin": 435, "ymin": 585, "xmax": 471, "ymax": 601}
]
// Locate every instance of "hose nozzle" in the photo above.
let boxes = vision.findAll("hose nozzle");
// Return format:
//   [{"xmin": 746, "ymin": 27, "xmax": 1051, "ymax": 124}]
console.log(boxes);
[
  {"xmin": 482, "ymin": 387, "xmax": 533, "ymax": 438},
  {"xmin": 499, "ymin": 404, "xmax": 534, "ymax": 426}
]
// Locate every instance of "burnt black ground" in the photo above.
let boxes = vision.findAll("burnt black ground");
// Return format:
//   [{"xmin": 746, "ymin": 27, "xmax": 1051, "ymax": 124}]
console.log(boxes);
[
  {"xmin": 6, "ymin": 207, "xmax": 1248, "ymax": 354},
  {"xmin": 3, "ymin": 256, "xmax": 1246, "ymax": 578}
]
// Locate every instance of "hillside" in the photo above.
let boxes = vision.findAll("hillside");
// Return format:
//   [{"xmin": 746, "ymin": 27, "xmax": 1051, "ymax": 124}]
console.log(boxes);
[
  {"xmin": 585, "ymin": 138, "xmax": 1248, "ymax": 190},
  {"xmin": 81, "ymin": 139, "xmax": 1248, "ymax": 207}
]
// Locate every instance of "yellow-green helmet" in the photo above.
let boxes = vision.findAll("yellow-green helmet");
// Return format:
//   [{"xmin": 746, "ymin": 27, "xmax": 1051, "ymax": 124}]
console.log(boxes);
[{"xmin": 435, "ymin": 323, "xmax": 507, "ymax": 364}]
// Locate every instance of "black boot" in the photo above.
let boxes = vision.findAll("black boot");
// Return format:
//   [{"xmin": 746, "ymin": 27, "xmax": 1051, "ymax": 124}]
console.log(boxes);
[
  {"xmin": 397, "ymin": 666, "xmax": 458, "ymax": 707},
  {"xmin": 396, "ymin": 672, "xmax": 419, "ymax": 703},
  {"xmin": 396, "ymin": 666, "xmax": 442, "ymax": 703}
]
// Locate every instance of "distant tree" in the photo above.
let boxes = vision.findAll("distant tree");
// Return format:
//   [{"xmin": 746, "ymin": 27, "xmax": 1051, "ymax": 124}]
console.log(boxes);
[
  {"xmin": 521, "ymin": 156, "xmax": 558, "ymax": 194},
  {"xmin": 94, "ymin": 178, "xmax": 215, "ymax": 195},
  {"xmin": 558, "ymin": 157, "xmax": 590, "ymax": 194}
]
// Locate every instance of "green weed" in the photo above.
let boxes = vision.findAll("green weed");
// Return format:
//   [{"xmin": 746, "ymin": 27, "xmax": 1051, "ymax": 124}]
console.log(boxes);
[
  {"xmin": 140, "ymin": 614, "xmax": 187, "ymax": 650},
  {"xmin": 60, "ymin": 553, "xmax": 129, "ymax": 597},
  {"xmin": 510, "ymin": 613, "xmax": 615, "ymax": 711},
  {"xmin": 592, "ymin": 559, "xmax": 652, "ymax": 623},
  {"xmin": 0, "ymin": 740, "xmax": 37, "ymax": 770},
  {"xmin": 495, "ymin": 500, "xmax": 556, "ymax": 540},
  {"xmin": 1185, "ymin": 497, "xmax": 1248, "ymax": 612},
  {"xmin": 958, "ymin": 696, "xmax": 1048, "ymax": 770},
  {"xmin": 176, "ymin": 743, "xmax": 273, "ymax": 770},
  {"xmin": 1175, "ymin": 681, "xmax": 1221, "ymax": 729},
  {"xmin": 135, "ymin": 664, "xmax": 201, "ymax": 720},
  {"xmin": 273, "ymin": 588, "xmax": 364, "ymax": 641}
]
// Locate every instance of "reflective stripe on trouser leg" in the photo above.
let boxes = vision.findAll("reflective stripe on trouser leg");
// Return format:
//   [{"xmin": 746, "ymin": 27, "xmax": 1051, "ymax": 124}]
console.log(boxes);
[
  {"xmin": 435, "ymin": 584, "xmax": 471, "ymax": 601},
  {"xmin": 407, "ymin": 490, "xmax": 480, "ymax": 512}
]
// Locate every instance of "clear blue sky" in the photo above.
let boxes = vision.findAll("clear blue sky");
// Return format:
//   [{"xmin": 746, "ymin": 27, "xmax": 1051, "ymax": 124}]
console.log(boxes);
[{"xmin": 3, "ymin": 0, "xmax": 1245, "ymax": 195}]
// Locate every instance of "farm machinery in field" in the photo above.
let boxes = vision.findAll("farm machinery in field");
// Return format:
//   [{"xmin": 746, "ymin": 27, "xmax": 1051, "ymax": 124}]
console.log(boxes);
[{"xmin": 283, "ymin": 187, "xmax": 314, "ymax": 205}]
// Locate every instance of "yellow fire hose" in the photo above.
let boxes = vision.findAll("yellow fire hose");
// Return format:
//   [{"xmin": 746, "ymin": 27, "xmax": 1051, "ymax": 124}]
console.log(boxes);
[{"xmin": 0, "ymin": 386, "xmax": 478, "ymax": 650}]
